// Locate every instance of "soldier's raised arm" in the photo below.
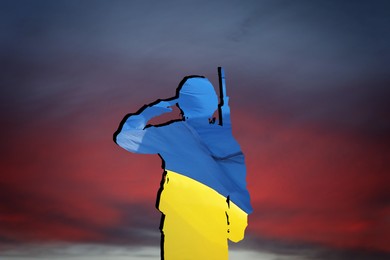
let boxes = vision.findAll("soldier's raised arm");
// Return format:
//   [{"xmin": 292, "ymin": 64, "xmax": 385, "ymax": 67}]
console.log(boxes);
[{"xmin": 114, "ymin": 98, "xmax": 177, "ymax": 154}]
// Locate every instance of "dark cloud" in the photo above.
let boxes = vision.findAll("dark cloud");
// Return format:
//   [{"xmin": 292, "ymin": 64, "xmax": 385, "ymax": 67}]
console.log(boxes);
[
  {"xmin": 0, "ymin": 180, "xmax": 161, "ymax": 245},
  {"xmin": 2, "ymin": 0, "xmax": 389, "ymax": 132},
  {"xmin": 232, "ymin": 234, "xmax": 390, "ymax": 260}
]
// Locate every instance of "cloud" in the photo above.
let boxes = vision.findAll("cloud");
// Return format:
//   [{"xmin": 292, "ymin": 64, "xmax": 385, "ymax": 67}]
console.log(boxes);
[
  {"xmin": 2, "ymin": 242, "xmax": 388, "ymax": 260},
  {"xmin": 233, "ymin": 111, "xmax": 389, "ymax": 253},
  {"xmin": 0, "ymin": 244, "xmax": 161, "ymax": 260},
  {"xmin": 0, "ymin": 243, "xmax": 310, "ymax": 260}
]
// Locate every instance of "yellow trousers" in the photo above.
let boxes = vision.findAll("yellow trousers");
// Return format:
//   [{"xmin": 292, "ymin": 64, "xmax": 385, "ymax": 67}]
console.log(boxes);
[{"xmin": 158, "ymin": 171, "xmax": 247, "ymax": 260}]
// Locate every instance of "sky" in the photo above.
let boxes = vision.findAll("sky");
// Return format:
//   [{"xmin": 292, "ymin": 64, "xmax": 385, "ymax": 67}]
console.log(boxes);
[{"xmin": 1, "ymin": 0, "xmax": 389, "ymax": 259}]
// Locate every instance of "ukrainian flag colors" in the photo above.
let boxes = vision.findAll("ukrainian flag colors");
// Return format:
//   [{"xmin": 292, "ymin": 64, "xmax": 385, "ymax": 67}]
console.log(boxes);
[{"xmin": 114, "ymin": 75, "xmax": 252, "ymax": 259}]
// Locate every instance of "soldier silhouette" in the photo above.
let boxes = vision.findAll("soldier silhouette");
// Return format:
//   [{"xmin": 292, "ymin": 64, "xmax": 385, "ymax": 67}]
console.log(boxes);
[{"xmin": 114, "ymin": 68, "xmax": 252, "ymax": 259}]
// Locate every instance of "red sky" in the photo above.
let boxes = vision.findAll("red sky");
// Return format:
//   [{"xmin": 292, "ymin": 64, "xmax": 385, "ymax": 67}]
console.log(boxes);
[{"xmin": 1, "ymin": 106, "xmax": 389, "ymax": 256}]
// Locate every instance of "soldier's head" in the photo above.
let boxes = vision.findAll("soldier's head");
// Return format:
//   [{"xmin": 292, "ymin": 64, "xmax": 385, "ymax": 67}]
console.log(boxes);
[{"xmin": 177, "ymin": 76, "xmax": 218, "ymax": 120}]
